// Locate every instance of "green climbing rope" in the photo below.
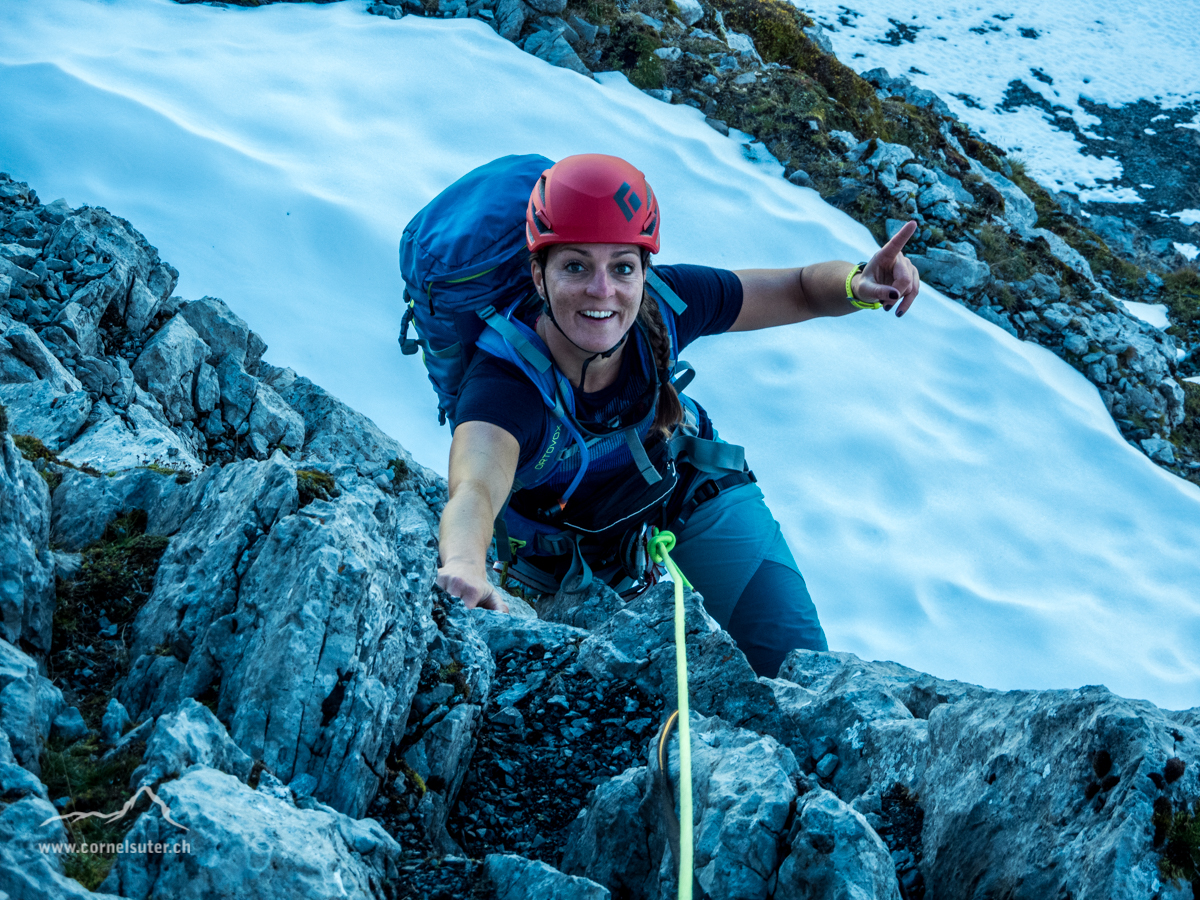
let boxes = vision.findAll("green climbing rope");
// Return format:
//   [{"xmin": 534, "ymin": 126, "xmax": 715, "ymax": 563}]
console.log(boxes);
[{"xmin": 649, "ymin": 528, "xmax": 694, "ymax": 900}]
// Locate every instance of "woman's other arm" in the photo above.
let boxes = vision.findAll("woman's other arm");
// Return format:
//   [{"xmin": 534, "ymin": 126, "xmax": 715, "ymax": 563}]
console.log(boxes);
[
  {"xmin": 437, "ymin": 420, "xmax": 520, "ymax": 612},
  {"xmin": 730, "ymin": 221, "xmax": 921, "ymax": 332}
]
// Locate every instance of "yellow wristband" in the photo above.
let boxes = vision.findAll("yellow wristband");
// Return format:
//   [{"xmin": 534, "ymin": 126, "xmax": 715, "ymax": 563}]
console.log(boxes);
[{"xmin": 846, "ymin": 262, "xmax": 881, "ymax": 310}]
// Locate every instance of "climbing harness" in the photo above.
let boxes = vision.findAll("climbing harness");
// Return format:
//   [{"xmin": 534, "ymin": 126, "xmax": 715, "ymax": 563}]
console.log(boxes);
[{"xmin": 648, "ymin": 530, "xmax": 707, "ymax": 900}]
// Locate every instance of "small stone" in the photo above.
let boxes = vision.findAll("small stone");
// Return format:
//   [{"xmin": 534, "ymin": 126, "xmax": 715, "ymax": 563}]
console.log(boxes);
[
  {"xmin": 705, "ymin": 118, "xmax": 729, "ymax": 136},
  {"xmin": 815, "ymin": 752, "xmax": 840, "ymax": 779},
  {"xmin": 1140, "ymin": 437, "xmax": 1175, "ymax": 465},
  {"xmin": 52, "ymin": 706, "xmax": 89, "ymax": 742}
]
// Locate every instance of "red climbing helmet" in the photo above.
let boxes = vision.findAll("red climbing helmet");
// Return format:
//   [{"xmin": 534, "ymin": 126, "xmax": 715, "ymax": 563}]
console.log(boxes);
[{"xmin": 526, "ymin": 154, "xmax": 661, "ymax": 254}]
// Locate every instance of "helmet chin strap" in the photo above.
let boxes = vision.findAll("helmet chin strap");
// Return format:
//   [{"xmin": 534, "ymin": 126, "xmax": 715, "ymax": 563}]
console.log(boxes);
[{"xmin": 541, "ymin": 284, "xmax": 629, "ymax": 393}]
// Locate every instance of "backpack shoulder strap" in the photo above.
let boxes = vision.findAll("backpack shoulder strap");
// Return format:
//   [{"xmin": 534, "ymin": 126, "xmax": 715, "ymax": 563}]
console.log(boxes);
[{"xmin": 473, "ymin": 301, "xmax": 594, "ymax": 500}]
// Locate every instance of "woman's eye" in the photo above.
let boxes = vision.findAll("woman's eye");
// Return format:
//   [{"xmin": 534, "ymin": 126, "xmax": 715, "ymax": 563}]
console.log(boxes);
[
  {"xmin": 615, "ymin": 263, "xmax": 634, "ymax": 275},
  {"xmin": 565, "ymin": 262, "xmax": 585, "ymax": 273}
]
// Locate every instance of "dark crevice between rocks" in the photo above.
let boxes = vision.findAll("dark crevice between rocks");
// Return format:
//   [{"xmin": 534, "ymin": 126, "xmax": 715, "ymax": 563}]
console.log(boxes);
[
  {"xmin": 876, "ymin": 783, "xmax": 926, "ymax": 900},
  {"xmin": 35, "ymin": 507, "xmax": 174, "ymax": 889},
  {"xmin": 1154, "ymin": 797, "xmax": 1200, "ymax": 896},
  {"xmin": 50, "ymin": 509, "xmax": 169, "ymax": 715},
  {"xmin": 370, "ymin": 635, "xmax": 667, "ymax": 899}
]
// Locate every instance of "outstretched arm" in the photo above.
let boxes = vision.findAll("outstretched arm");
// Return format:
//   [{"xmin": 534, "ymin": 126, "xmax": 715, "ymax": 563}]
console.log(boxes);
[
  {"xmin": 437, "ymin": 420, "xmax": 520, "ymax": 612},
  {"xmin": 729, "ymin": 221, "xmax": 921, "ymax": 332}
]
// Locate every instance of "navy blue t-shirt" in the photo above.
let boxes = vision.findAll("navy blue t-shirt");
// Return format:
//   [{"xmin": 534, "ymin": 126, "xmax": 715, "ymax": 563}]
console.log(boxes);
[{"xmin": 454, "ymin": 264, "xmax": 743, "ymax": 476}]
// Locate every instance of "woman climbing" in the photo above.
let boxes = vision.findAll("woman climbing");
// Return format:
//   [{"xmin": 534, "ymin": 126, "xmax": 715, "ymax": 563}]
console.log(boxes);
[{"xmin": 433, "ymin": 153, "xmax": 920, "ymax": 678}]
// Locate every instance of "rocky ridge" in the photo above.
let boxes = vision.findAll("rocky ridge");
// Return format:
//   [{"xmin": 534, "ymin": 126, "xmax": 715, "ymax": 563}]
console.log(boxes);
[{"xmin": 2, "ymin": 166, "xmax": 1199, "ymax": 897}]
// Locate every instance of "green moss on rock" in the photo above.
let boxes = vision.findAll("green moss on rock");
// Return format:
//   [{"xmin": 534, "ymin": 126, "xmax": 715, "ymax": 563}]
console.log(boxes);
[{"xmin": 296, "ymin": 468, "xmax": 338, "ymax": 508}]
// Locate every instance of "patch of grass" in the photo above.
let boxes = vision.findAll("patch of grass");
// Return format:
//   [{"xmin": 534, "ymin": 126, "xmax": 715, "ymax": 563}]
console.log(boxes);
[
  {"xmin": 387, "ymin": 457, "xmax": 410, "ymax": 484},
  {"xmin": 977, "ymin": 224, "xmax": 1034, "ymax": 282},
  {"xmin": 1155, "ymin": 798, "xmax": 1200, "ymax": 886},
  {"xmin": 296, "ymin": 469, "xmax": 338, "ymax": 508},
  {"xmin": 38, "ymin": 734, "xmax": 148, "ymax": 891},
  {"xmin": 1171, "ymin": 382, "xmax": 1200, "ymax": 459},
  {"xmin": 1163, "ymin": 269, "xmax": 1200, "ymax": 344},
  {"xmin": 439, "ymin": 660, "xmax": 472, "ymax": 699},
  {"xmin": 51, "ymin": 510, "xmax": 170, "ymax": 695},
  {"xmin": 400, "ymin": 762, "xmax": 427, "ymax": 797},
  {"xmin": 594, "ymin": 14, "xmax": 666, "ymax": 89},
  {"xmin": 14, "ymin": 432, "xmax": 55, "ymax": 463},
  {"xmin": 13, "ymin": 432, "xmax": 100, "ymax": 487}
]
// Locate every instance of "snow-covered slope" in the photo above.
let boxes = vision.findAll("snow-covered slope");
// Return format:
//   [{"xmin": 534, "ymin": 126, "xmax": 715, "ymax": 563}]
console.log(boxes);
[
  {"xmin": 2, "ymin": 0, "xmax": 1198, "ymax": 708},
  {"xmin": 795, "ymin": 0, "xmax": 1200, "ymax": 204}
]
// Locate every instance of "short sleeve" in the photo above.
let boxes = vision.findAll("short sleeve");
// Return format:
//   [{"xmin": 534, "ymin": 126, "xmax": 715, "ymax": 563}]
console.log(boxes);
[
  {"xmin": 454, "ymin": 352, "xmax": 547, "ymax": 468},
  {"xmin": 652, "ymin": 264, "xmax": 744, "ymax": 349}
]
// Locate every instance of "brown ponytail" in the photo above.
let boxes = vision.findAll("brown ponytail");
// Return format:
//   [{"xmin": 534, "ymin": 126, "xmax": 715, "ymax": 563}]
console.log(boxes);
[{"xmin": 638, "ymin": 288, "xmax": 685, "ymax": 439}]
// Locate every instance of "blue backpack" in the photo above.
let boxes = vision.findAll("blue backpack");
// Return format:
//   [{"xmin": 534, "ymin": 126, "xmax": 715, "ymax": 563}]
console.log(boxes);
[{"xmin": 399, "ymin": 155, "xmax": 744, "ymax": 591}]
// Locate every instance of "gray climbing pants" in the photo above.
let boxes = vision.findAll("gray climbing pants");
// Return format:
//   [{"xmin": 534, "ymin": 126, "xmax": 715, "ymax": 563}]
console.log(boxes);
[{"xmin": 668, "ymin": 481, "xmax": 828, "ymax": 678}]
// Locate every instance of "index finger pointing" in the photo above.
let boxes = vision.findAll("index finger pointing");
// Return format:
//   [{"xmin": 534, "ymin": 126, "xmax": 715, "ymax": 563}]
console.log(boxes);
[{"xmin": 878, "ymin": 220, "xmax": 919, "ymax": 259}]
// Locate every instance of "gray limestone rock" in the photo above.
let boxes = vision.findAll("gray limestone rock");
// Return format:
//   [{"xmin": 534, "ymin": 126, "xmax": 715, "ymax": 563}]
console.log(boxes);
[
  {"xmin": 775, "ymin": 787, "xmax": 900, "ymax": 900},
  {"xmin": 965, "ymin": 158, "xmax": 1093, "ymax": 279},
  {"xmin": 486, "ymin": 853, "xmax": 612, "ymax": 899},
  {"xmin": 74, "ymin": 354, "xmax": 122, "ymax": 399},
  {"xmin": 577, "ymin": 584, "xmax": 783, "ymax": 737},
  {"xmin": 124, "ymin": 276, "xmax": 163, "ymax": 335},
  {"xmin": 404, "ymin": 599, "xmax": 495, "ymax": 849},
  {"xmin": 910, "ymin": 247, "xmax": 991, "ymax": 296},
  {"xmin": 101, "ymin": 697, "xmax": 133, "ymax": 746},
  {"xmin": 51, "ymin": 301, "xmax": 102, "ymax": 358},
  {"xmin": 864, "ymin": 141, "xmax": 915, "ymax": 171},
  {"xmin": 215, "ymin": 355, "xmax": 304, "ymax": 456},
  {"xmin": 117, "ymin": 453, "xmax": 438, "ymax": 818},
  {"xmin": 495, "ymin": 0, "xmax": 527, "ymax": 41},
  {"xmin": 0, "ymin": 793, "xmax": 123, "ymax": 900},
  {"xmin": 1141, "ymin": 436, "xmax": 1176, "ymax": 464},
  {"xmin": 537, "ymin": 579, "xmax": 629, "ymax": 630},
  {"xmin": 0, "ymin": 435, "xmax": 56, "ymax": 657},
  {"xmin": 524, "ymin": 29, "xmax": 592, "ymax": 76},
  {"xmin": 274, "ymin": 373, "xmax": 432, "ymax": 482},
  {"xmin": 569, "ymin": 13, "xmax": 599, "ymax": 43},
  {"xmin": 132, "ymin": 313, "xmax": 209, "ymax": 425},
  {"xmin": 0, "ymin": 638, "xmax": 65, "ymax": 777},
  {"xmin": 51, "ymin": 706, "xmax": 88, "ymax": 742},
  {"xmin": 524, "ymin": 0, "xmax": 566, "ymax": 14},
  {"xmin": 0, "ymin": 320, "xmax": 82, "ymax": 393},
  {"xmin": 50, "ymin": 463, "xmax": 213, "ymax": 551},
  {"xmin": 60, "ymin": 401, "xmax": 204, "ymax": 474},
  {"xmin": 179, "ymin": 296, "xmax": 255, "ymax": 368},
  {"xmin": 862, "ymin": 68, "xmax": 952, "ymax": 117},
  {"xmin": 99, "ymin": 766, "xmax": 401, "ymax": 899},
  {"xmin": 45, "ymin": 207, "xmax": 178, "ymax": 331},
  {"xmin": 468, "ymin": 607, "xmax": 589, "ymax": 658},
  {"xmin": 673, "ymin": 0, "xmax": 704, "ymax": 26},
  {"xmin": 0, "ymin": 380, "xmax": 92, "ymax": 452},
  {"xmin": 563, "ymin": 713, "xmax": 898, "ymax": 900},
  {"xmin": 0, "ymin": 726, "xmax": 49, "ymax": 801},
  {"xmin": 130, "ymin": 697, "xmax": 255, "ymax": 791},
  {"xmin": 775, "ymin": 649, "xmax": 1200, "ymax": 900}
]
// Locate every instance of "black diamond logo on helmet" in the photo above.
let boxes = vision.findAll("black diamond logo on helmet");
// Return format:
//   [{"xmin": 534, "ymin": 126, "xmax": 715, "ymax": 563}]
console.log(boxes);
[{"xmin": 614, "ymin": 182, "xmax": 641, "ymax": 221}]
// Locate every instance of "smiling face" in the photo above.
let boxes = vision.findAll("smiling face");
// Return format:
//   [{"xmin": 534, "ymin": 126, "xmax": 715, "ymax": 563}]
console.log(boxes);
[{"xmin": 532, "ymin": 243, "xmax": 645, "ymax": 355}]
